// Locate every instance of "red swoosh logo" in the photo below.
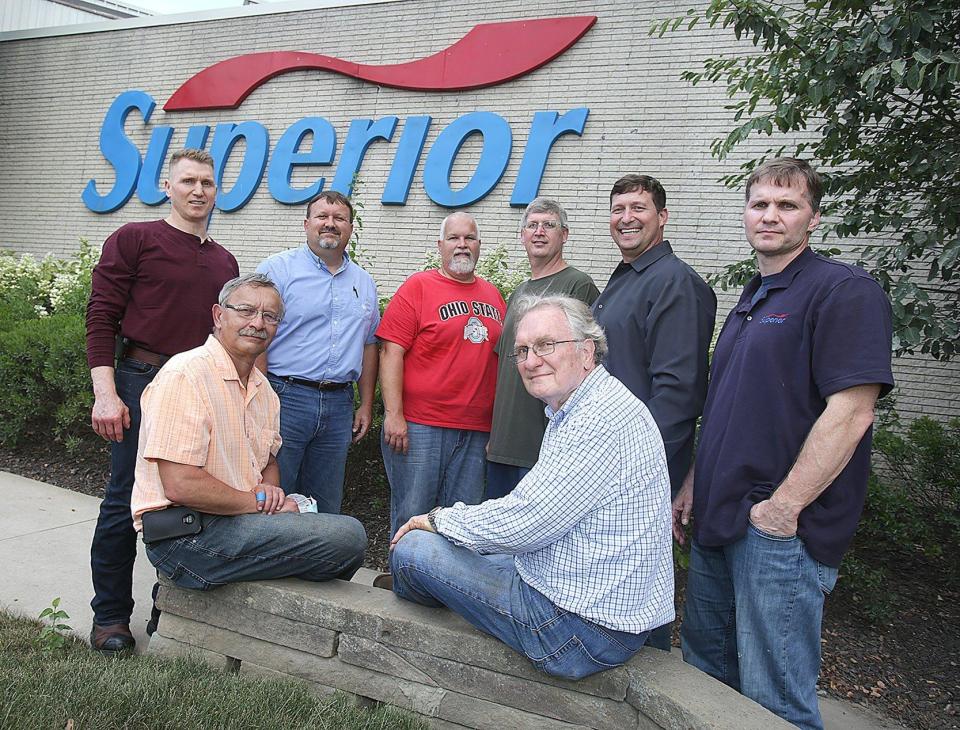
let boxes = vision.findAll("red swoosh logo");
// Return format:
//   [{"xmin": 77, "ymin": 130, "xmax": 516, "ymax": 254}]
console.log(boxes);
[{"xmin": 164, "ymin": 16, "xmax": 596, "ymax": 111}]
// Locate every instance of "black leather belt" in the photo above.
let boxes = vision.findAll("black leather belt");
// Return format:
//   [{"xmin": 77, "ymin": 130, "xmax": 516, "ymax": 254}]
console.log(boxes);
[{"xmin": 268, "ymin": 373, "xmax": 352, "ymax": 391}]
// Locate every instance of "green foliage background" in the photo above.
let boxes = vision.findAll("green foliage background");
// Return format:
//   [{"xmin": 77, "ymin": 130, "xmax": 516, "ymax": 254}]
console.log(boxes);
[
  {"xmin": 654, "ymin": 0, "xmax": 960, "ymax": 359},
  {"xmin": 0, "ymin": 242, "xmax": 96, "ymax": 450}
]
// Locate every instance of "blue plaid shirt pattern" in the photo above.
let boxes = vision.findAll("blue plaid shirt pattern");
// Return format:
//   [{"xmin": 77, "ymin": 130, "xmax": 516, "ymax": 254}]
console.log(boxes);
[{"xmin": 435, "ymin": 366, "xmax": 675, "ymax": 633}]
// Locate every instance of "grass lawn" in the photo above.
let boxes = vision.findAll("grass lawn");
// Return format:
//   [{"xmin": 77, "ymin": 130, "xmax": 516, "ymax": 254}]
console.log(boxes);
[{"xmin": 0, "ymin": 611, "xmax": 424, "ymax": 730}]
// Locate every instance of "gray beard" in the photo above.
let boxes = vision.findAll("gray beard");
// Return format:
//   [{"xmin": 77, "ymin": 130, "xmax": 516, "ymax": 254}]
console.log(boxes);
[{"xmin": 447, "ymin": 253, "xmax": 476, "ymax": 275}]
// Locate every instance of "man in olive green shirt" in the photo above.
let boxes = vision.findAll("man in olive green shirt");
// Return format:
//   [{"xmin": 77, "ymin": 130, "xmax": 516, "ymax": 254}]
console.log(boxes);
[{"xmin": 485, "ymin": 198, "xmax": 599, "ymax": 498}]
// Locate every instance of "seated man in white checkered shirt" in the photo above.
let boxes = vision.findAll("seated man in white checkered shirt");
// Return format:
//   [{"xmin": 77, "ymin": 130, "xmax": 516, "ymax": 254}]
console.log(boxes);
[{"xmin": 388, "ymin": 294, "xmax": 674, "ymax": 679}]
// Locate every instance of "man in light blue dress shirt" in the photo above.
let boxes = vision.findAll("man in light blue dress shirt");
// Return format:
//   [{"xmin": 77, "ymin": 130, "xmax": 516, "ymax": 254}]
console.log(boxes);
[
  {"xmin": 388, "ymin": 294, "xmax": 674, "ymax": 679},
  {"xmin": 256, "ymin": 191, "xmax": 379, "ymax": 514}
]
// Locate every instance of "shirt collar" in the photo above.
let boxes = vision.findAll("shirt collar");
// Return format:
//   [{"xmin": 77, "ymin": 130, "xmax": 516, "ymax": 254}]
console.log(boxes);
[
  {"xmin": 205, "ymin": 334, "xmax": 266, "ymax": 393},
  {"xmin": 161, "ymin": 218, "xmax": 213, "ymax": 244},
  {"xmin": 737, "ymin": 246, "xmax": 815, "ymax": 312},
  {"xmin": 545, "ymin": 364, "xmax": 608, "ymax": 421},
  {"xmin": 626, "ymin": 240, "xmax": 674, "ymax": 274},
  {"xmin": 302, "ymin": 244, "xmax": 350, "ymax": 273}
]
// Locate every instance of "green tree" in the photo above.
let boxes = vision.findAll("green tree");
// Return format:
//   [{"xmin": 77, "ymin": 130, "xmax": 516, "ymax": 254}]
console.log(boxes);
[{"xmin": 653, "ymin": 0, "xmax": 960, "ymax": 359}]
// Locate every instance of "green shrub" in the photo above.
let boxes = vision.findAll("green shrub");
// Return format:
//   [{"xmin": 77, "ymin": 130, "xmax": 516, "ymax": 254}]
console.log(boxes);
[
  {"xmin": 0, "ymin": 239, "xmax": 95, "ymax": 328},
  {"xmin": 0, "ymin": 312, "xmax": 92, "ymax": 448},
  {"xmin": 841, "ymin": 413, "xmax": 960, "ymax": 621},
  {"xmin": 0, "ymin": 241, "xmax": 97, "ymax": 447}
]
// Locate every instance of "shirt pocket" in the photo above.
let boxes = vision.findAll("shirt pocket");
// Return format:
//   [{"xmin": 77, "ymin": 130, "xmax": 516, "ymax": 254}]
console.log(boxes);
[{"xmin": 252, "ymin": 427, "xmax": 280, "ymax": 467}]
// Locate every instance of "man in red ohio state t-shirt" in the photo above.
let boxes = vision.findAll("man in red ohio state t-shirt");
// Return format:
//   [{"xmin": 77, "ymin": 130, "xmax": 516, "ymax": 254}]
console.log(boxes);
[{"xmin": 378, "ymin": 212, "xmax": 506, "ymax": 540}]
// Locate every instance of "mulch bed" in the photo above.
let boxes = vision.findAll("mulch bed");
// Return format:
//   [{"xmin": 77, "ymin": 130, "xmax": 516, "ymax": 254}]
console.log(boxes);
[{"xmin": 1, "ymin": 437, "xmax": 956, "ymax": 729}]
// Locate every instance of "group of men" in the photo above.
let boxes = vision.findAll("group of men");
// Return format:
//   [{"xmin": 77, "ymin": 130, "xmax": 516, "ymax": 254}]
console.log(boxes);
[{"xmin": 85, "ymin": 148, "xmax": 892, "ymax": 730}]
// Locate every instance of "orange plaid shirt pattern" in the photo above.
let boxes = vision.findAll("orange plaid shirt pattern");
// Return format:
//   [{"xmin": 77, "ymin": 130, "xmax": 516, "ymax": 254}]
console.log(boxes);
[{"xmin": 131, "ymin": 335, "xmax": 281, "ymax": 530}]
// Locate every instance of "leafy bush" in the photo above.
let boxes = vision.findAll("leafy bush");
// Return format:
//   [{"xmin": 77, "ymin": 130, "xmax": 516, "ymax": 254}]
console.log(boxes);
[
  {"xmin": 0, "ymin": 239, "xmax": 95, "ymax": 326},
  {"xmin": 0, "ymin": 312, "xmax": 91, "ymax": 448},
  {"xmin": 841, "ymin": 413, "xmax": 960, "ymax": 621},
  {"xmin": 0, "ymin": 241, "xmax": 96, "ymax": 448}
]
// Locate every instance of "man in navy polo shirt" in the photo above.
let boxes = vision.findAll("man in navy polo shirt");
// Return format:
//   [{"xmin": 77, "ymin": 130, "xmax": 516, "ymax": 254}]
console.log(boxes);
[
  {"xmin": 673, "ymin": 158, "xmax": 894, "ymax": 729},
  {"xmin": 255, "ymin": 191, "xmax": 379, "ymax": 514}
]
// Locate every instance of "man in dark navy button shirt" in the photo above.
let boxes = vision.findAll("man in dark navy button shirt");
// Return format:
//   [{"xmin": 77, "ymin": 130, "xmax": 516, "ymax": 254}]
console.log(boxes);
[
  {"xmin": 592, "ymin": 175, "xmax": 716, "ymax": 651},
  {"xmin": 673, "ymin": 158, "xmax": 894, "ymax": 730},
  {"xmin": 593, "ymin": 175, "xmax": 716, "ymax": 497}
]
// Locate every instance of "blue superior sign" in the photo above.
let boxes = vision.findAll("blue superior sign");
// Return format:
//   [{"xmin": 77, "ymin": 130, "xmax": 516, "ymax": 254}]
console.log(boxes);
[{"xmin": 82, "ymin": 91, "xmax": 590, "ymax": 213}]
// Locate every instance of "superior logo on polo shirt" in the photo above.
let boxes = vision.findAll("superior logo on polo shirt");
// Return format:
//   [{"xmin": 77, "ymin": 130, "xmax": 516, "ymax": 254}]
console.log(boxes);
[
  {"xmin": 760, "ymin": 313, "xmax": 790, "ymax": 325},
  {"xmin": 82, "ymin": 16, "xmax": 597, "ymax": 214}
]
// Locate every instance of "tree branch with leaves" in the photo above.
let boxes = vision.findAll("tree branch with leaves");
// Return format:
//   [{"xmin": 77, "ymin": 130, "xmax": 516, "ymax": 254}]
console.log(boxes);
[{"xmin": 654, "ymin": 0, "xmax": 960, "ymax": 359}]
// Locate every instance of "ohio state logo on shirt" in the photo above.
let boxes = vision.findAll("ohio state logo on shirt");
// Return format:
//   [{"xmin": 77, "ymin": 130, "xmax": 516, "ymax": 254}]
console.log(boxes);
[{"xmin": 463, "ymin": 317, "xmax": 489, "ymax": 344}]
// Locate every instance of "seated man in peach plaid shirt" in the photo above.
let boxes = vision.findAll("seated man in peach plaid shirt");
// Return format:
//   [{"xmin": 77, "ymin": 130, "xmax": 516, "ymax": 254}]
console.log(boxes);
[{"xmin": 131, "ymin": 273, "xmax": 367, "ymax": 592}]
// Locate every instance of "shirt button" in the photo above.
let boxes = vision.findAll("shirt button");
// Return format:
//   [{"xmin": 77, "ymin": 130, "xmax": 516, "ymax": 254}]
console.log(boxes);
[{"xmin": 746, "ymin": 315, "xmax": 753, "ymax": 321}]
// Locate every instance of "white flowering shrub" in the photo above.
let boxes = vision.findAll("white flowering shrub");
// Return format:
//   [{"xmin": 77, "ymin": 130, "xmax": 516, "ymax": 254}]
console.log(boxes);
[{"xmin": 0, "ymin": 239, "xmax": 95, "ymax": 325}]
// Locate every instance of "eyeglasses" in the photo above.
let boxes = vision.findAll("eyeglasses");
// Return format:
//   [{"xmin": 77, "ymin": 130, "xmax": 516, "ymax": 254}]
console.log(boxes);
[
  {"xmin": 509, "ymin": 339, "xmax": 582, "ymax": 363},
  {"xmin": 223, "ymin": 303, "xmax": 282, "ymax": 326},
  {"xmin": 523, "ymin": 220, "xmax": 562, "ymax": 232}
]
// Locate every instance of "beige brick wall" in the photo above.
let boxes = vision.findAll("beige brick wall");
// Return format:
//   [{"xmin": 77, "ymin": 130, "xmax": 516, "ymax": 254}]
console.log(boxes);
[{"xmin": 1, "ymin": 0, "xmax": 955, "ymax": 423}]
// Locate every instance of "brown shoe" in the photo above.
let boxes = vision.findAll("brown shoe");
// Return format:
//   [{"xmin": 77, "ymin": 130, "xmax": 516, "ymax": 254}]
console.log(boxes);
[
  {"xmin": 372, "ymin": 572, "xmax": 393, "ymax": 591},
  {"xmin": 90, "ymin": 623, "xmax": 135, "ymax": 656}
]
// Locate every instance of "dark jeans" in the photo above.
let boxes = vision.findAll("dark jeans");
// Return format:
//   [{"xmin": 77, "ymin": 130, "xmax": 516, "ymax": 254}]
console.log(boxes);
[
  {"xmin": 484, "ymin": 460, "xmax": 531, "ymax": 500},
  {"xmin": 146, "ymin": 512, "xmax": 366, "ymax": 589},
  {"xmin": 89, "ymin": 358, "xmax": 159, "ymax": 627},
  {"xmin": 267, "ymin": 375, "xmax": 354, "ymax": 514}
]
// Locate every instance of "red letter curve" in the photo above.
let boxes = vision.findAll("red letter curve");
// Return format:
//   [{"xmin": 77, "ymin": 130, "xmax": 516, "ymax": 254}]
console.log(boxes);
[{"xmin": 164, "ymin": 16, "xmax": 596, "ymax": 111}]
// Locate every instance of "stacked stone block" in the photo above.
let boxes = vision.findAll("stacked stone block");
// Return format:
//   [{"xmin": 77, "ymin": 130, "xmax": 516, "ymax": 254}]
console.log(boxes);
[{"xmin": 149, "ymin": 570, "xmax": 790, "ymax": 729}]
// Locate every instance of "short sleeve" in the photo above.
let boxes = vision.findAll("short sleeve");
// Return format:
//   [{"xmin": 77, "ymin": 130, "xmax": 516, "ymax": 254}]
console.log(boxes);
[
  {"xmin": 140, "ymin": 370, "xmax": 210, "ymax": 467},
  {"xmin": 376, "ymin": 277, "xmax": 421, "ymax": 349},
  {"xmin": 812, "ymin": 276, "xmax": 894, "ymax": 398},
  {"xmin": 571, "ymin": 277, "xmax": 600, "ymax": 306}
]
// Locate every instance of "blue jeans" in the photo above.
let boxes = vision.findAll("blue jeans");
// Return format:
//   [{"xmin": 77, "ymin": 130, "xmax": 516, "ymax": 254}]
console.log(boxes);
[
  {"xmin": 145, "ymin": 511, "xmax": 366, "ymax": 589},
  {"xmin": 484, "ymin": 460, "xmax": 530, "ymax": 500},
  {"xmin": 268, "ymin": 376, "xmax": 354, "ymax": 514},
  {"xmin": 90, "ymin": 358, "xmax": 160, "ymax": 627},
  {"xmin": 681, "ymin": 527, "xmax": 838, "ymax": 730},
  {"xmin": 392, "ymin": 531, "xmax": 649, "ymax": 679},
  {"xmin": 382, "ymin": 422, "xmax": 487, "ymax": 537}
]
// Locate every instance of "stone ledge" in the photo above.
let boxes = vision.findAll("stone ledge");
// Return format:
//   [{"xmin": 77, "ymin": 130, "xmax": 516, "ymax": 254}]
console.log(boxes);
[{"xmin": 150, "ymin": 574, "xmax": 792, "ymax": 729}]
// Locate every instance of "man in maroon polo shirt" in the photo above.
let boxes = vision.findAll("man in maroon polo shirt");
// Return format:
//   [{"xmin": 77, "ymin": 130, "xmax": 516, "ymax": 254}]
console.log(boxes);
[{"xmin": 85, "ymin": 149, "xmax": 239, "ymax": 655}]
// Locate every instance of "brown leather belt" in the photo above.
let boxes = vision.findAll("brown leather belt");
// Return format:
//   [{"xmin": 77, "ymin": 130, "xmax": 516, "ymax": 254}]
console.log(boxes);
[{"xmin": 124, "ymin": 344, "xmax": 170, "ymax": 368}]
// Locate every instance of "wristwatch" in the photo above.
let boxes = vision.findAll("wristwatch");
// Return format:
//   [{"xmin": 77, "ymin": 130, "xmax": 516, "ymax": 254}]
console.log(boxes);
[{"xmin": 427, "ymin": 506, "xmax": 442, "ymax": 533}]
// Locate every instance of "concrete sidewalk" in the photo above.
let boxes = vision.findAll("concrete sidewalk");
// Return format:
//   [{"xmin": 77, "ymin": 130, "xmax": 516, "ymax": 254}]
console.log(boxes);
[
  {"xmin": 0, "ymin": 470, "xmax": 904, "ymax": 729},
  {"xmin": 0, "ymin": 471, "xmax": 156, "ymax": 651}
]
